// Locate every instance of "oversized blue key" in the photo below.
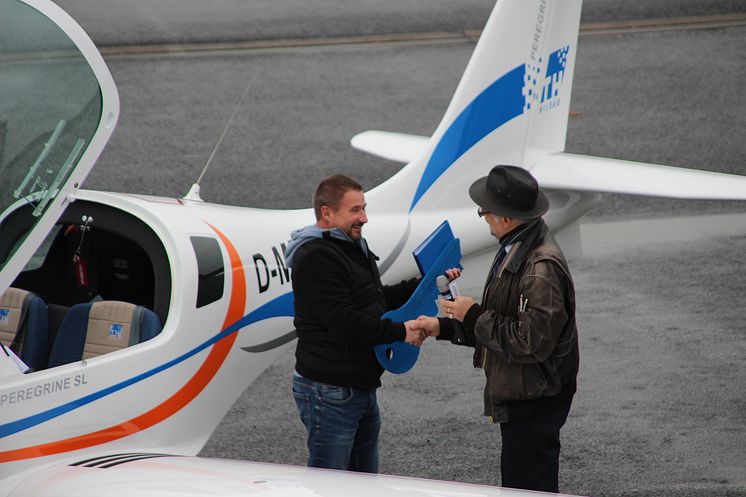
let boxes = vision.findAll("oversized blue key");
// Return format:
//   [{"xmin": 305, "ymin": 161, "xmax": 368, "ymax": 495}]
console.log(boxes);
[{"xmin": 375, "ymin": 221, "xmax": 462, "ymax": 374}]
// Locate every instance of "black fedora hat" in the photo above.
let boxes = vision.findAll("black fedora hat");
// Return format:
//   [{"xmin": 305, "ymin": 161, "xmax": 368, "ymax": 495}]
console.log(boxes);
[{"xmin": 468, "ymin": 165, "xmax": 549, "ymax": 219}]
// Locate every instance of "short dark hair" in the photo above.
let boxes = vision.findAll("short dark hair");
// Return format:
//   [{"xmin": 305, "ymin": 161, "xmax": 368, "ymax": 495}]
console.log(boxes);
[{"xmin": 313, "ymin": 174, "xmax": 363, "ymax": 220}]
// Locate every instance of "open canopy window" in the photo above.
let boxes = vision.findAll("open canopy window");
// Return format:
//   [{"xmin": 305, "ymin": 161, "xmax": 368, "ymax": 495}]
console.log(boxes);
[{"xmin": 0, "ymin": 0, "xmax": 118, "ymax": 291}]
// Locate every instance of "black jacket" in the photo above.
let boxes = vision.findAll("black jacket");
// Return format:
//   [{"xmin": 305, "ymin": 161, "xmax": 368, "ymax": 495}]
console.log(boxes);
[{"xmin": 291, "ymin": 235, "xmax": 418, "ymax": 388}]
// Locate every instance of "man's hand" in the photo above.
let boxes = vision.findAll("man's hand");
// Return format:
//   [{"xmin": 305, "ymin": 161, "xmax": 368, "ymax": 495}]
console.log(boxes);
[
  {"xmin": 416, "ymin": 315, "xmax": 440, "ymax": 337},
  {"xmin": 438, "ymin": 295, "xmax": 476, "ymax": 322},
  {"xmin": 444, "ymin": 267, "xmax": 461, "ymax": 281},
  {"xmin": 404, "ymin": 320, "xmax": 427, "ymax": 346}
]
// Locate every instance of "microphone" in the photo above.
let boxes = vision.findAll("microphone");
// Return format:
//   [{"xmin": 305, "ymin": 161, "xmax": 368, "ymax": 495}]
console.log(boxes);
[
  {"xmin": 436, "ymin": 274, "xmax": 465, "ymax": 344},
  {"xmin": 436, "ymin": 275, "xmax": 454, "ymax": 301}
]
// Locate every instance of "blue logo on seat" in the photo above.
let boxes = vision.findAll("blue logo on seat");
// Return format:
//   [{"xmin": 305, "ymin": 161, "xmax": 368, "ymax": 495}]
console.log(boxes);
[{"xmin": 109, "ymin": 323, "xmax": 123, "ymax": 338}]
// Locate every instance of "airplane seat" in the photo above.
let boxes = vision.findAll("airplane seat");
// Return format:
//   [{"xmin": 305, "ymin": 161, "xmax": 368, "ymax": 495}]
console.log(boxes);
[
  {"xmin": 47, "ymin": 300, "xmax": 162, "ymax": 368},
  {"xmin": 46, "ymin": 303, "xmax": 70, "ymax": 350},
  {"xmin": 0, "ymin": 287, "xmax": 49, "ymax": 372}
]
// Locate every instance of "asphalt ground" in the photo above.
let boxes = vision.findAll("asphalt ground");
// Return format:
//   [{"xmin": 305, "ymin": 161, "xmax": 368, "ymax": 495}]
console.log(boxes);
[
  {"xmin": 55, "ymin": 0, "xmax": 746, "ymax": 45},
  {"xmin": 53, "ymin": 1, "xmax": 746, "ymax": 495}
]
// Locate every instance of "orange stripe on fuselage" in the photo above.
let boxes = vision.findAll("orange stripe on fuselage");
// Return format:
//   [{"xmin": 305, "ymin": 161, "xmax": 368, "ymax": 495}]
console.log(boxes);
[{"xmin": 0, "ymin": 223, "xmax": 245, "ymax": 463}]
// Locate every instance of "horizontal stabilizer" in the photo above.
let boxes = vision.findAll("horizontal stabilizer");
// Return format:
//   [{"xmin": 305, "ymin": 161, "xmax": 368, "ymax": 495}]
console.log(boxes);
[
  {"xmin": 351, "ymin": 130, "xmax": 428, "ymax": 163},
  {"xmin": 532, "ymin": 152, "xmax": 746, "ymax": 200}
]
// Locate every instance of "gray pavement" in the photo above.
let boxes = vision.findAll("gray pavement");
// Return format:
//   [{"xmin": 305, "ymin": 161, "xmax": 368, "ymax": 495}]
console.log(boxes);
[
  {"xmin": 54, "ymin": 0, "xmax": 495, "ymax": 46},
  {"xmin": 55, "ymin": 0, "xmax": 746, "ymax": 46},
  {"xmin": 54, "ymin": 1, "xmax": 746, "ymax": 495}
]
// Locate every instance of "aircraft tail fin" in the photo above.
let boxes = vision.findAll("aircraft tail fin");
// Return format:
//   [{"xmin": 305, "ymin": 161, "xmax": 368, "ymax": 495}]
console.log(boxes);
[{"xmin": 366, "ymin": 0, "xmax": 583, "ymax": 213}]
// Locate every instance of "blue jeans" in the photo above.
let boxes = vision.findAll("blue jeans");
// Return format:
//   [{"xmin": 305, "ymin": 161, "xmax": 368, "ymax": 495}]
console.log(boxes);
[{"xmin": 292, "ymin": 373, "xmax": 380, "ymax": 473}]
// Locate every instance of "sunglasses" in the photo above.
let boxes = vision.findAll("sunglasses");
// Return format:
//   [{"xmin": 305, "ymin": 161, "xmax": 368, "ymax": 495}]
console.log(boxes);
[{"xmin": 477, "ymin": 207, "xmax": 491, "ymax": 217}]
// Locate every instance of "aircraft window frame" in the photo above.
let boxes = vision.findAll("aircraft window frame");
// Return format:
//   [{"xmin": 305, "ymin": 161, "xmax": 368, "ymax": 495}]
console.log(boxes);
[{"xmin": 190, "ymin": 236, "xmax": 225, "ymax": 308}]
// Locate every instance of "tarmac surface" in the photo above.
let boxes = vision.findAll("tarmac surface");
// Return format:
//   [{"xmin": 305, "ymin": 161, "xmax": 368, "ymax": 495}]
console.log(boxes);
[
  {"xmin": 51, "ymin": 1, "xmax": 746, "ymax": 495},
  {"xmin": 56, "ymin": 0, "xmax": 746, "ymax": 45}
]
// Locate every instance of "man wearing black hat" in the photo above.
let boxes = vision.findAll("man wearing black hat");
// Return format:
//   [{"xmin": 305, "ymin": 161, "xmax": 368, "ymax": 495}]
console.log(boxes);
[{"xmin": 416, "ymin": 165, "xmax": 579, "ymax": 493}]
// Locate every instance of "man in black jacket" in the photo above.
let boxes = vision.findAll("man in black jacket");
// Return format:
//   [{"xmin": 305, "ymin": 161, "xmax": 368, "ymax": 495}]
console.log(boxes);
[
  {"xmin": 416, "ymin": 165, "xmax": 579, "ymax": 493},
  {"xmin": 284, "ymin": 174, "xmax": 430, "ymax": 473}
]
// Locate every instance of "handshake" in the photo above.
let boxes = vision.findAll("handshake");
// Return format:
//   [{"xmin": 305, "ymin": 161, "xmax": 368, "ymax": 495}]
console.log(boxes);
[{"xmin": 402, "ymin": 295, "xmax": 476, "ymax": 346}]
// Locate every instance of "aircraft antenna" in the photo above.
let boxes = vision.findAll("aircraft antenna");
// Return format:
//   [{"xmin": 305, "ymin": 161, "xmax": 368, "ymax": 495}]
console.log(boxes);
[{"xmin": 184, "ymin": 74, "xmax": 256, "ymax": 201}]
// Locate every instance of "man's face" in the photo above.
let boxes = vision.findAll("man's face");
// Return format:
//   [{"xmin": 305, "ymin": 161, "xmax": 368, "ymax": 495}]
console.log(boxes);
[
  {"xmin": 326, "ymin": 189, "xmax": 368, "ymax": 240},
  {"xmin": 482, "ymin": 211, "xmax": 510, "ymax": 239}
]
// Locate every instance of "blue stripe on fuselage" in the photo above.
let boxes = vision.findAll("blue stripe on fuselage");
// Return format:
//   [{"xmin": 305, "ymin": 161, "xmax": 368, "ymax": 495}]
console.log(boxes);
[{"xmin": 0, "ymin": 292, "xmax": 295, "ymax": 439}]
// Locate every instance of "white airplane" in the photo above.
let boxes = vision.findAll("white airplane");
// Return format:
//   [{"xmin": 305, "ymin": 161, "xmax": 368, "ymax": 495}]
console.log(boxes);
[{"xmin": 1, "ymin": 0, "xmax": 745, "ymax": 496}]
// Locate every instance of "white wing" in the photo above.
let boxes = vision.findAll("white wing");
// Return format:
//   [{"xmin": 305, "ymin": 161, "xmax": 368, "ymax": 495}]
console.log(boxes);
[
  {"xmin": 8, "ymin": 454, "xmax": 576, "ymax": 497},
  {"xmin": 532, "ymin": 152, "xmax": 746, "ymax": 200},
  {"xmin": 351, "ymin": 130, "xmax": 429, "ymax": 164}
]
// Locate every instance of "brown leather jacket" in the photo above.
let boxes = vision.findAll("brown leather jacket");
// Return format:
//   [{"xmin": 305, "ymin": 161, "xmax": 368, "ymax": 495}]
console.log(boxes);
[{"xmin": 439, "ymin": 220, "xmax": 578, "ymax": 422}]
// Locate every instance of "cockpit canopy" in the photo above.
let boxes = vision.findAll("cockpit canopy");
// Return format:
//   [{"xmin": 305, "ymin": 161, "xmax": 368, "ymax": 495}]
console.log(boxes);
[{"xmin": 0, "ymin": 0, "xmax": 118, "ymax": 292}]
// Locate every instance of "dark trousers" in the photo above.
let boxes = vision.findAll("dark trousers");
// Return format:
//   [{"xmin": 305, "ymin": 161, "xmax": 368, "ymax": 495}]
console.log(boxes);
[{"xmin": 499, "ymin": 397, "xmax": 573, "ymax": 493}]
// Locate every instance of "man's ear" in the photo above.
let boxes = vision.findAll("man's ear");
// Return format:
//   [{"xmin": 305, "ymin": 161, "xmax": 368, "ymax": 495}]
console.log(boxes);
[{"xmin": 320, "ymin": 205, "xmax": 332, "ymax": 220}]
